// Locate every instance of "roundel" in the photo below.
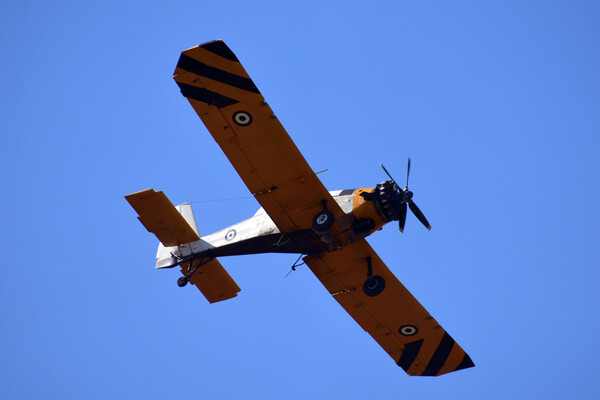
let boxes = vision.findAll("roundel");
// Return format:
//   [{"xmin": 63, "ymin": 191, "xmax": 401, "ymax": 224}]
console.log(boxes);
[
  {"xmin": 225, "ymin": 229, "xmax": 237, "ymax": 241},
  {"xmin": 232, "ymin": 111, "xmax": 253, "ymax": 126},
  {"xmin": 398, "ymin": 325, "xmax": 418, "ymax": 336}
]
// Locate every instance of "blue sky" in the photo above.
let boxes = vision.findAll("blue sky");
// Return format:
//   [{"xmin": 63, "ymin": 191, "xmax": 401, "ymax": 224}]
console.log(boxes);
[{"xmin": 1, "ymin": 1, "xmax": 599, "ymax": 398}]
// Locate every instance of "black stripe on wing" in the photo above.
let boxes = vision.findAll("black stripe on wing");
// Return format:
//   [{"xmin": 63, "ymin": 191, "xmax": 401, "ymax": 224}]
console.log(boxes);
[
  {"xmin": 454, "ymin": 353, "xmax": 475, "ymax": 372},
  {"xmin": 397, "ymin": 339, "xmax": 424, "ymax": 372},
  {"xmin": 199, "ymin": 40, "xmax": 239, "ymax": 61},
  {"xmin": 176, "ymin": 82, "xmax": 239, "ymax": 108},
  {"xmin": 421, "ymin": 332, "xmax": 456, "ymax": 376},
  {"xmin": 177, "ymin": 54, "xmax": 260, "ymax": 94}
]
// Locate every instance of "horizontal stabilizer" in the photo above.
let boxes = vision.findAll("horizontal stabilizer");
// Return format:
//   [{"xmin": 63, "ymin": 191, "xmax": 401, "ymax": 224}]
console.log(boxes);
[
  {"xmin": 181, "ymin": 258, "xmax": 241, "ymax": 303},
  {"xmin": 125, "ymin": 189, "xmax": 200, "ymax": 246}
]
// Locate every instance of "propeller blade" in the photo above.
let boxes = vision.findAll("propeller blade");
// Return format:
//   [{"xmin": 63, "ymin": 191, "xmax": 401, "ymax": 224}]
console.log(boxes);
[
  {"xmin": 406, "ymin": 157, "xmax": 411, "ymax": 189},
  {"xmin": 398, "ymin": 202, "xmax": 407, "ymax": 232},
  {"xmin": 408, "ymin": 201, "xmax": 431, "ymax": 231},
  {"xmin": 380, "ymin": 163, "xmax": 399, "ymax": 189}
]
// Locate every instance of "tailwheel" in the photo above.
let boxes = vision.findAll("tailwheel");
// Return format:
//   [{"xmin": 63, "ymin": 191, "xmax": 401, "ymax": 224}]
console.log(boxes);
[
  {"xmin": 177, "ymin": 258, "xmax": 210, "ymax": 287},
  {"xmin": 177, "ymin": 276, "xmax": 189, "ymax": 287}
]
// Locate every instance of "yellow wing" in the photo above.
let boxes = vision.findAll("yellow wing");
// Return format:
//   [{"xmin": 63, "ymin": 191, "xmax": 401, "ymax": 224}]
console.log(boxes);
[
  {"xmin": 126, "ymin": 189, "xmax": 240, "ymax": 303},
  {"xmin": 173, "ymin": 40, "xmax": 344, "ymax": 234},
  {"xmin": 181, "ymin": 258, "xmax": 241, "ymax": 304},
  {"xmin": 125, "ymin": 189, "xmax": 200, "ymax": 246},
  {"xmin": 304, "ymin": 240, "xmax": 474, "ymax": 376}
]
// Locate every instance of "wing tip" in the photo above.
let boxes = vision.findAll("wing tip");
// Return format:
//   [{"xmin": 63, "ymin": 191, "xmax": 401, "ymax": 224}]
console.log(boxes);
[
  {"xmin": 125, "ymin": 188, "xmax": 157, "ymax": 201},
  {"xmin": 453, "ymin": 353, "xmax": 475, "ymax": 372},
  {"xmin": 182, "ymin": 39, "xmax": 239, "ymax": 62}
]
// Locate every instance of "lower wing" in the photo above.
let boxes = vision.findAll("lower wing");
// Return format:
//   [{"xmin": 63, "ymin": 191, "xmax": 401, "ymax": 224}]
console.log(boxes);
[{"xmin": 304, "ymin": 240, "xmax": 474, "ymax": 376}]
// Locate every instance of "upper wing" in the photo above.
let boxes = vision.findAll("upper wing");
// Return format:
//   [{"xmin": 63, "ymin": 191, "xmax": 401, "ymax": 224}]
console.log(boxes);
[
  {"xmin": 173, "ymin": 40, "xmax": 344, "ymax": 234},
  {"xmin": 303, "ymin": 240, "xmax": 474, "ymax": 376}
]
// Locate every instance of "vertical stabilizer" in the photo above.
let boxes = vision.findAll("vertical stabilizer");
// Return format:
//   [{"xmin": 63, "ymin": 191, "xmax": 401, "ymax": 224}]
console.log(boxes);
[
  {"xmin": 176, "ymin": 202, "xmax": 199, "ymax": 236},
  {"xmin": 155, "ymin": 202, "xmax": 200, "ymax": 267}
]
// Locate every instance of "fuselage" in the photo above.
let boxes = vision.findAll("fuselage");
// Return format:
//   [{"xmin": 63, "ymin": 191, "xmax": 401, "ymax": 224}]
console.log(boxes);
[{"xmin": 155, "ymin": 187, "xmax": 394, "ymax": 269}]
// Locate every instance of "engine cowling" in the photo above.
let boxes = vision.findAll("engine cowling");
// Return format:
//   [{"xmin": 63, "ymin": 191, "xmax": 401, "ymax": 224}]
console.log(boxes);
[{"xmin": 355, "ymin": 180, "xmax": 405, "ymax": 222}]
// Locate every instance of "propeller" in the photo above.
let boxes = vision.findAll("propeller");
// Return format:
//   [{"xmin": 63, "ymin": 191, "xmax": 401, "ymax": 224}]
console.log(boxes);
[{"xmin": 381, "ymin": 158, "xmax": 431, "ymax": 232}]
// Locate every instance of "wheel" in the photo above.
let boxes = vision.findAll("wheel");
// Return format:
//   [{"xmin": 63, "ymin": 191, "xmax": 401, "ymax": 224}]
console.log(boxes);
[
  {"xmin": 312, "ymin": 210, "xmax": 335, "ymax": 232},
  {"xmin": 177, "ymin": 276, "xmax": 189, "ymax": 287},
  {"xmin": 363, "ymin": 275, "xmax": 386, "ymax": 297}
]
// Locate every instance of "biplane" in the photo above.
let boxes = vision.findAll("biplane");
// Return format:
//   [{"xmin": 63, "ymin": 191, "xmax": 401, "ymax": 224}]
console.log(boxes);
[{"xmin": 125, "ymin": 40, "xmax": 474, "ymax": 376}]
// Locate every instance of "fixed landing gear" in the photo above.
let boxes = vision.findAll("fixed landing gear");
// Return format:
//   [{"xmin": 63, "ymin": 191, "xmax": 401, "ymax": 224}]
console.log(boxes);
[
  {"xmin": 313, "ymin": 210, "xmax": 334, "ymax": 231},
  {"xmin": 363, "ymin": 275, "xmax": 385, "ymax": 297},
  {"xmin": 176, "ymin": 258, "xmax": 210, "ymax": 287},
  {"xmin": 177, "ymin": 276, "xmax": 189, "ymax": 287},
  {"xmin": 312, "ymin": 200, "xmax": 335, "ymax": 232},
  {"xmin": 362, "ymin": 256, "xmax": 386, "ymax": 297}
]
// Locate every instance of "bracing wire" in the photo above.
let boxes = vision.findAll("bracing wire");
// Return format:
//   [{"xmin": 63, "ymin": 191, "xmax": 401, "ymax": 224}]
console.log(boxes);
[{"xmin": 190, "ymin": 195, "xmax": 253, "ymax": 204}]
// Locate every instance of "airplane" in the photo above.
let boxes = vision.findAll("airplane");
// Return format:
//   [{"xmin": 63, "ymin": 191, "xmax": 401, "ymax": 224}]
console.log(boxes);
[{"xmin": 125, "ymin": 40, "xmax": 474, "ymax": 377}]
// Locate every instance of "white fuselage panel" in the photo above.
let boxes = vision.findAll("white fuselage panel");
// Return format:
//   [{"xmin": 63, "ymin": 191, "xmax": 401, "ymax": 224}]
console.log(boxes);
[{"xmin": 155, "ymin": 190, "xmax": 356, "ymax": 268}]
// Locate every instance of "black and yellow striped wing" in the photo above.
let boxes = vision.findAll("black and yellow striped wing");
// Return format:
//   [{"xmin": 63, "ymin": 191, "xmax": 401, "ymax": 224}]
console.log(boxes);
[
  {"xmin": 304, "ymin": 239, "xmax": 474, "ymax": 376},
  {"xmin": 173, "ymin": 40, "xmax": 345, "ymax": 235}
]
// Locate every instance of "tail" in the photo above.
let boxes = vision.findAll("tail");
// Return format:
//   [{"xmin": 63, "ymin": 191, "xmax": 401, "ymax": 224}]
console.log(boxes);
[{"xmin": 125, "ymin": 189, "xmax": 241, "ymax": 303}]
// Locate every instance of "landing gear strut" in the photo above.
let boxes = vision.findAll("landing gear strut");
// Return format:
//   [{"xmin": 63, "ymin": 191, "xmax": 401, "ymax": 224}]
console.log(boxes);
[
  {"xmin": 176, "ymin": 258, "xmax": 210, "ymax": 287},
  {"xmin": 362, "ymin": 256, "xmax": 386, "ymax": 297}
]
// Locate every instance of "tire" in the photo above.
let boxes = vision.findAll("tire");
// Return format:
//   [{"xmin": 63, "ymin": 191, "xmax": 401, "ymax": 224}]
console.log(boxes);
[
  {"xmin": 363, "ymin": 275, "xmax": 386, "ymax": 297},
  {"xmin": 312, "ymin": 210, "xmax": 335, "ymax": 232},
  {"xmin": 177, "ymin": 276, "xmax": 189, "ymax": 287}
]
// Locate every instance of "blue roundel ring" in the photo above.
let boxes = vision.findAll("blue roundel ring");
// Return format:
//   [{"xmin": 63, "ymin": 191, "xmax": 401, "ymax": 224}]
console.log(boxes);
[
  {"xmin": 232, "ymin": 111, "xmax": 253, "ymax": 126},
  {"xmin": 225, "ymin": 229, "xmax": 237, "ymax": 241}
]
